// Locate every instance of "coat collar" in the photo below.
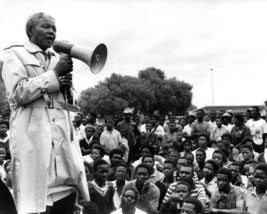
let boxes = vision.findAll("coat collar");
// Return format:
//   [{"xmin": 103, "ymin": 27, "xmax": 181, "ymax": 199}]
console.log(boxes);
[{"xmin": 24, "ymin": 41, "xmax": 55, "ymax": 56}]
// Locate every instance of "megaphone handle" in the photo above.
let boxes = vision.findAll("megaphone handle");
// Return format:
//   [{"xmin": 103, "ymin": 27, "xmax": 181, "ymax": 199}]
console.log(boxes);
[{"xmin": 63, "ymin": 87, "xmax": 74, "ymax": 141}]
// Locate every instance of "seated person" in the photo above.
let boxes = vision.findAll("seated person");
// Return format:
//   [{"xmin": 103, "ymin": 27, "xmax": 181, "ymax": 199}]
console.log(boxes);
[
  {"xmin": 83, "ymin": 144, "xmax": 110, "ymax": 166},
  {"xmin": 181, "ymin": 197, "xmax": 204, "ymax": 214},
  {"xmin": 159, "ymin": 181, "xmax": 191, "ymax": 214},
  {"xmin": 88, "ymin": 159, "xmax": 116, "ymax": 214},
  {"xmin": 142, "ymin": 155, "xmax": 164, "ymax": 184},
  {"xmin": 111, "ymin": 188, "xmax": 147, "ymax": 214},
  {"xmin": 123, "ymin": 164, "xmax": 160, "ymax": 214},
  {"xmin": 163, "ymin": 164, "xmax": 206, "ymax": 209},
  {"xmin": 210, "ymin": 167, "xmax": 243, "ymax": 213},
  {"xmin": 79, "ymin": 125, "xmax": 99, "ymax": 156},
  {"xmin": 229, "ymin": 162, "xmax": 248, "ymax": 189},
  {"xmin": 156, "ymin": 160, "xmax": 177, "ymax": 209}
]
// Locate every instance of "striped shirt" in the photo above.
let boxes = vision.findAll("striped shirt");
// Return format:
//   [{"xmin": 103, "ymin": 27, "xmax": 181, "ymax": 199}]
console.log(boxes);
[{"xmin": 163, "ymin": 181, "xmax": 206, "ymax": 205}]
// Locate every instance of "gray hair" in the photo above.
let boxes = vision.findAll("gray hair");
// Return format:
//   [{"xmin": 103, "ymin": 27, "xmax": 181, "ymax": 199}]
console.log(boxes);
[{"xmin": 26, "ymin": 12, "xmax": 55, "ymax": 38}]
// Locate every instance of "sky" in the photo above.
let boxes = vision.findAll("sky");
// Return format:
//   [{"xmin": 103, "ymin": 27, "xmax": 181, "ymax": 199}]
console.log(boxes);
[{"xmin": 1, "ymin": 0, "xmax": 267, "ymax": 109}]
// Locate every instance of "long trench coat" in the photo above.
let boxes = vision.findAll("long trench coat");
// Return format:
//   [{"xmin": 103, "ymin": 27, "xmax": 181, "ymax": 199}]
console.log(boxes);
[{"xmin": 1, "ymin": 41, "xmax": 89, "ymax": 214}]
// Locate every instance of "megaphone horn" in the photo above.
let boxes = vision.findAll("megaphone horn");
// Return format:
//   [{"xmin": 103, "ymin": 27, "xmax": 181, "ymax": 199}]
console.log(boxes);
[{"xmin": 53, "ymin": 41, "xmax": 108, "ymax": 74}]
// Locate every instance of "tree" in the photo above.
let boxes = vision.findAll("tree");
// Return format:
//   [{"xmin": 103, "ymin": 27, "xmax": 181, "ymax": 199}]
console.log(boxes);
[{"xmin": 77, "ymin": 67, "xmax": 193, "ymax": 116}]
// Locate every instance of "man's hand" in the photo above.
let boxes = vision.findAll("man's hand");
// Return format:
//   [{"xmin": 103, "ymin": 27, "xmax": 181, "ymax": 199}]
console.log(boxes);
[
  {"xmin": 54, "ymin": 54, "xmax": 73, "ymax": 77},
  {"xmin": 59, "ymin": 73, "xmax": 72, "ymax": 88}
]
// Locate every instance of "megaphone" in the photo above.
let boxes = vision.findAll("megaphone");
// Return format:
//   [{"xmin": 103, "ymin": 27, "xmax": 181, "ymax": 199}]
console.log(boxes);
[{"xmin": 53, "ymin": 41, "xmax": 107, "ymax": 74}]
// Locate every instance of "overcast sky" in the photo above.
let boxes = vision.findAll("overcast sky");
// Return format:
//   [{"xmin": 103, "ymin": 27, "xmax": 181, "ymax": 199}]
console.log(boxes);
[{"xmin": 1, "ymin": 0, "xmax": 267, "ymax": 109}]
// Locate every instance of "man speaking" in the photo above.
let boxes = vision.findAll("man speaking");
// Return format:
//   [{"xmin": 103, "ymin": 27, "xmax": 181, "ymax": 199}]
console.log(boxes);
[{"xmin": 1, "ymin": 12, "xmax": 89, "ymax": 214}]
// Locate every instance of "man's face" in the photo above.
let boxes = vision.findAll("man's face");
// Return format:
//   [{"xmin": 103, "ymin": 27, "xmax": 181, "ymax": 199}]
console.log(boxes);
[
  {"xmin": 115, "ymin": 166, "xmax": 127, "ymax": 181},
  {"xmin": 169, "ymin": 122, "xmax": 176, "ymax": 132},
  {"xmin": 29, "ymin": 16, "xmax": 56, "ymax": 51},
  {"xmin": 196, "ymin": 111, "xmax": 204, "ymax": 120},
  {"xmin": 212, "ymin": 152, "xmax": 224, "ymax": 167},
  {"xmin": 169, "ymin": 116, "xmax": 176, "ymax": 123},
  {"xmin": 141, "ymin": 148, "xmax": 151, "ymax": 157},
  {"xmin": 196, "ymin": 151, "xmax": 205, "ymax": 163},
  {"xmin": 177, "ymin": 158, "xmax": 187, "ymax": 170},
  {"xmin": 216, "ymin": 118, "xmax": 222, "ymax": 127},
  {"xmin": 217, "ymin": 173, "xmax": 230, "ymax": 192},
  {"xmin": 247, "ymin": 167, "xmax": 255, "ymax": 184},
  {"xmin": 124, "ymin": 113, "xmax": 132, "ymax": 120},
  {"xmin": 0, "ymin": 149, "xmax": 6, "ymax": 161},
  {"xmin": 91, "ymin": 149, "xmax": 101, "ymax": 161},
  {"xmin": 222, "ymin": 137, "xmax": 230, "ymax": 147},
  {"xmin": 185, "ymin": 154, "xmax": 194, "ymax": 166},
  {"xmin": 94, "ymin": 164, "xmax": 109, "ymax": 183},
  {"xmin": 179, "ymin": 166, "xmax": 193, "ymax": 181},
  {"xmin": 163, "ymin": 163, "xmax": 175, "ymax": 178},
  {"xmin": 74, "ymin": 114, "xmax": 82, "ymax": 123},
  {"xmin": 150, "ymin": 117, "xmax": 157, "ymax": 125},
  {"xmin": 122, "ymin": 190, "xmax": 136, "ymax": 209},
  {"xmin": 85, "ymin": 128, "xmax": 94, "ymax": 138},
  {"xmin": 184, "ymin": 142, "xmax": 192, "ymax": 152},
  {"xmin": 136, "ymin": 167, "xmax": 149, "ymax": 183},
  {"xmin": 181, "ymin": 202, "xmax": 196, "ymax": 214},
  {"xmin": 175, "ymin": 184, "xmax": 190, "ymax": 200},
  {"xmin": 146, "ymin": 123, "xmax": 153, "ymax": 131},
  {"xmin": 254, "ymin": 169, "xmax": 267, "ymax": 189},
  {"xmin": 0, "ymin": 124, "xmax": 8, "ymax": 135},
  {"xmin": 106, "ymin": 119, "xmax": 114, "ymax": 129},
  {"xmin": 210, "ymin": 111, "xmax": 216, "ymax": 119},
  {"xmin": 203, "ymin": 163, "xmax": 215, "ymax": 180},
  {"xmin": 170, "ymin": 151, "xmax": 180, "ymax": 163},
  {"xmin": 241, "ymin": 148, "xmax": 252, "ymax": 161},
  {"xmin": 143, "ymin": 157, "xmax": 154, "ymax": 169},
  {"xmin": 230, "ymin": 165, "xmax": 240, "ymax": 179},
  {"xmin": 111, "ymin": 153, "xmax": 122, "ymax": 166},
  {"xmin": 198, "ymin": 136, "xmax": 207, "ymax": 148},
  {"xmin": 251, "ymin": 108, "xmax": 258, "ymax": 118}
]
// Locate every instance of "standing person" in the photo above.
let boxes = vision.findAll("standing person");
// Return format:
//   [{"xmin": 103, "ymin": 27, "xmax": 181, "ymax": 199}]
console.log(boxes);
[
  {"xmin": 183, "ymin": 113, "xmax": 196, "ymax": 139},
  {"xmin": 117, "ymin": 108, "xmax": 140, "ymax": 162},
  {"xmin": 100, "ymin": 117, "xmax": 123, "ymax": 153},
  {"xmin": 246, "ymin": 106, "xmax": 267, "ymax": 153},
  {"xmin": 231, "ymin": 113, "xmax": 251, "ymax": 146},
  {"xmin": 221, "ymin": 113, "xmax": 233, "ymax": 133},
  {"xmin": 210, "ymin": 117, "xmax": 229, "ymax": 143},
  {"xmin": 243, "ymin": 163, "xmax": 267, "ymax": 214},
  {"xmin": 74, "ymin": 112, "xmax": 85, "ymax": 141},
  {"xmin": 191, "ymin": 109, "xmax": 211, "ymax": 140},
  {"xmin": 1, "ymin": 12, "xmax": 89, "ymax": 213},
  {"xmin": 209, "ymin": 110, "xmax": 217, "ymax": 130}
]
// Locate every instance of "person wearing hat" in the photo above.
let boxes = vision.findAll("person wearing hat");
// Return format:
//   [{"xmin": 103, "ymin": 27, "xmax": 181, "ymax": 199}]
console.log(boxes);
[
  {"xmin": 79, "ymin": 124, "xmax": 99, "ymax": 156},
  {"xmin": 117, "ymin": 108, "xmax": 140, "ymax": 163},
  {"xmin": 183, "ymin": 113, "xmax": 196, "ymax": 138},
  {"xmin": 222, "ymin": 113, "xmax": 233, "ymax": 132}
]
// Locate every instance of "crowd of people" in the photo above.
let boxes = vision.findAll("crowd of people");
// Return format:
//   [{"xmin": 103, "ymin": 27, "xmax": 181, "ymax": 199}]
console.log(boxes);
[
  {"xmin": 25, "ymin": 105, "xmax": 264, "ymax": 214},
  {"xmin": 1, "ymin": 106, "xmax": 267, "ymax": 213}
]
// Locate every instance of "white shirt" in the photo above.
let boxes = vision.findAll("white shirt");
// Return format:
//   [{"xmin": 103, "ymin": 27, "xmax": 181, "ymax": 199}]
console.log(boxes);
[{"xmin": 247, "ymin": 118, "xmax": 267, "ymax": 145}]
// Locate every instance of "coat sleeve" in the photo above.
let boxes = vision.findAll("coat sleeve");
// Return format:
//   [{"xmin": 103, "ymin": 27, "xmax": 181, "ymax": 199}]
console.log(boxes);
[{"xmin": 2, "ymin": 48, "xmax": 60, "ymax": 107}]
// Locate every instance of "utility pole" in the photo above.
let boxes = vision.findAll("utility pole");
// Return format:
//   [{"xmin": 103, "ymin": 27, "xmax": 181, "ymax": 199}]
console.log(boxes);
[{"xmin": 211, "ymin": 68, "xmax": 214, "ymax": 106}]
